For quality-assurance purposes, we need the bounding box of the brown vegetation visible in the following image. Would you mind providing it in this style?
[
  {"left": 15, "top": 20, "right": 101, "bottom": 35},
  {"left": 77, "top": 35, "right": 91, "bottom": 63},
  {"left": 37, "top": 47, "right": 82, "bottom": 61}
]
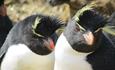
[{"left": 5, "top": 0, "right": 115, "bottom": 22}]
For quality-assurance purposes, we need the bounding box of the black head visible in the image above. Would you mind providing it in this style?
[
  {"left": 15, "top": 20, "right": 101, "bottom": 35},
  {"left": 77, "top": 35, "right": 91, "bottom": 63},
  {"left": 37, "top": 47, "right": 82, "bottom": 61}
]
[
  {"left": 32, "top": 15, "right": 62, "bottom": 37},
  {"left": 78, "top": 10, "right": 106, "bottom": 32},
  {"left": 47, "top": 0, "right": 70, "bottom": 6},
  {"left": 4, "top": 14, "right": 63, "bottom": 55},
  {"left": 64, "top": 9, "right": 106, "bottom": 53}
]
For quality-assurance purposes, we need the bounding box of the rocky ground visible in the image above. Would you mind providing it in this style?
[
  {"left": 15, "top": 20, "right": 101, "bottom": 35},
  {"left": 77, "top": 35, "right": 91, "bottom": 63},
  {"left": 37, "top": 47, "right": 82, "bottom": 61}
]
[
  {"left": 5, "top": 0, "right": 115, "bottom": 23},
  {"left": 5, "top": 0, "right": 70, "bottom": 23}
]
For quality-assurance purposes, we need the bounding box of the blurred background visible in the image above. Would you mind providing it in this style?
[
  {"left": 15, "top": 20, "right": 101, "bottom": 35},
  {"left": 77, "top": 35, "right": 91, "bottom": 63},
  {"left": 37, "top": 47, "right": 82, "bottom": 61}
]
[
  {"left": 5, "top": 0, "right": 70, "bottom": 23},
  {"left": 5, "top": 0, "right": 115, "bottom": 23}
]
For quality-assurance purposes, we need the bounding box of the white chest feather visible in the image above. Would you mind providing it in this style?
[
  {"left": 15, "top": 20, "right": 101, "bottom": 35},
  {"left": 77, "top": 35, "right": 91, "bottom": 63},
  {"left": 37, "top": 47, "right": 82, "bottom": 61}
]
[
  {"left": 1, "top": 44, "right": 54, "bottom": 70},
  {"left": 54, "top": 33, "right": 93, "bottom": 70}
]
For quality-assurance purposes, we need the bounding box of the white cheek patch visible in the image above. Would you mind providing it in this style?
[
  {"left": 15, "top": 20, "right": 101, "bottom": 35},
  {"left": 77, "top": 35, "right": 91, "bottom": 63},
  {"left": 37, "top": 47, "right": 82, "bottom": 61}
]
[
  {"left": 54, "top": 33, "right": 93, "bottom": 70},
  {"left": 1, "top": 44, "right": 54, "bottom": 70}
]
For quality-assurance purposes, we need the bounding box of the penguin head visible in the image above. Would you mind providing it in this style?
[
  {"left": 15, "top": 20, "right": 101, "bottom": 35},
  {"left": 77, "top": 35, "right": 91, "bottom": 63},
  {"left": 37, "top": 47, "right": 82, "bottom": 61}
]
[
  {"left": 78, "top": 10, "right": 106, "bottom": 32},
  {"left": 26, "top": 15, "right": 63, "bottom": 55},
  {"left": 64, "top": 9, "right": 106, "bottom": 53},
  {"left": 7, "top": 14, "right": 63, "bottom": 55},
  {"left": 31, "top": 15, "right": 62, "bottom": 38}
]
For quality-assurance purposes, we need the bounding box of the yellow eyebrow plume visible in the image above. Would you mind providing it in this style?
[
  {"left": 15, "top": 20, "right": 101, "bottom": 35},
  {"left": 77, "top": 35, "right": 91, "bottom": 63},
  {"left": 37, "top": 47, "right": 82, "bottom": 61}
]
[
  {"left": 32, "top": 17, "right": 44, "bottom": 37},
  {"left": 103, "top": 26, "right": 115, "bottom": 36},
  {"left": 73, "top": 2, "right": 97, "bottom": 22}
]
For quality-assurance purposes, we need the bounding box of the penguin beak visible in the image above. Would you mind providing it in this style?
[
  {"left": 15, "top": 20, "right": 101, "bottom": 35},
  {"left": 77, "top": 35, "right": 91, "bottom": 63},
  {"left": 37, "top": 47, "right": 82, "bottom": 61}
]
[
  {"left": 43, "top": 38, "right": 55, "bottom": 51},
  {"left": 83, "top": 31, "right": 94, "bottom": 46},
  {"left": 48, "top": 38, "right": 55, "bottom": 49}
]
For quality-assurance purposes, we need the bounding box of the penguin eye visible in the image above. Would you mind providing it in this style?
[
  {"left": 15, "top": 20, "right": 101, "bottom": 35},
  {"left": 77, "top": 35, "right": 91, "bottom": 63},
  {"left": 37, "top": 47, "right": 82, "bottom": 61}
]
[
  {"left": 75, "top": 27, "right": 80, "bottom": 32},
  {"left": 75, "top": 26, "right": 86, "bottom": 32},
  {"left": 75, "top": 22, "right": 86, "bottom": 32}
]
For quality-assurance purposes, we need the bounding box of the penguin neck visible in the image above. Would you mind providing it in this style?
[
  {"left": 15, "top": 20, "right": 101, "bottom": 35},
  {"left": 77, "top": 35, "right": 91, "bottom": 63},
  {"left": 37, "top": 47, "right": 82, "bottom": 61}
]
[
  {"left": 55, "top": 33, "right": 91, "bottom": 58},
  {"left": 8, "top": 44, "right": 54, "bottom": 57},
  {"left": 55, "top": 33, "right": 93, "bottom": 70}
]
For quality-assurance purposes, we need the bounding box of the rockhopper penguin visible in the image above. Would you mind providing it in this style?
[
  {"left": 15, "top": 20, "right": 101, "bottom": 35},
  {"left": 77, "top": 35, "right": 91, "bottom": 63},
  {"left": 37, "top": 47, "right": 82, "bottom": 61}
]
[
  {"left": 0, "top": 14, "right": 63, "bottom": 70},
  {"left": 54, "top": 5, "right": 115, "bottom": 70}
]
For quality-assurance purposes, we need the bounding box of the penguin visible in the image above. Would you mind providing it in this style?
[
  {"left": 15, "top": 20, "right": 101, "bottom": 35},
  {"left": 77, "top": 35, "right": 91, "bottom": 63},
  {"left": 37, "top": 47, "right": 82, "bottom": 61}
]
[
  {"left": 0, "top": 14, "right": 63, "bottom": 70},
  {"left": 54, "top": 8, "right": 115, "bottom": 70},
  {"left": 0, "top": 0, "right": 13, "bottom": 48}
]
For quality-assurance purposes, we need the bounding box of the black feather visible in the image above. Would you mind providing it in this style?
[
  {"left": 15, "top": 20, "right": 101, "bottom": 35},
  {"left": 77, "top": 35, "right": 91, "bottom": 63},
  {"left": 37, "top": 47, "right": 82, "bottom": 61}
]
[{"left": 0, "top": 14, "right": 63, "bottom": 62}]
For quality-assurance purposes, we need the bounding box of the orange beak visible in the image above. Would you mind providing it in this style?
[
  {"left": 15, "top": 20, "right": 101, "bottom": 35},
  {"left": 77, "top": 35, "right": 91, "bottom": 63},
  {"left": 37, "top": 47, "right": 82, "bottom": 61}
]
[
  {"left": 43, "top": 38, "right": 55, "bottom": 51},
  {"left": 49, "top": 38, "right": 55, "bottom": 49},
  {"left": 83, "top": 31, "right": 94, "bottom": 46}
]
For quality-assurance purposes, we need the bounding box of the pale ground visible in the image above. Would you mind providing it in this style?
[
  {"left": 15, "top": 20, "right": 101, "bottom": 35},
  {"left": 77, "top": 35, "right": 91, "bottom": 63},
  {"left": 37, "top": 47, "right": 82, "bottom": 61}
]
[{"left": 6, "top": 0, "right": 70, "bottom": 23}]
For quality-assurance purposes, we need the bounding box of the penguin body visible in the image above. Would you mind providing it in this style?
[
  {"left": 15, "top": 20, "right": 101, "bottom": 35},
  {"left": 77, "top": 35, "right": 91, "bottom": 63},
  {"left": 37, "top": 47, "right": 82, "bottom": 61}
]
[
  {"left": 87, "top": 34, "right": 115, "bottom": 70},
  {"left": 54, "top": 9, "right": 115, "bottom": 70},
  {"left": 2, "top": 44, "right": 54, "bottom": 70},
  {"left": 0, "top": 14, "right": 63, "bottom": 70},
  {"left": 54, "top": 33, "right": 92, "bottom": 70}
]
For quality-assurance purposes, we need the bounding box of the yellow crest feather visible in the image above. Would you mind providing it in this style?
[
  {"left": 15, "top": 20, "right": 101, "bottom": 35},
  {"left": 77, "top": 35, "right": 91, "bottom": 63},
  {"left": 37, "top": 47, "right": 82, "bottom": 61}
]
[
  {"left": 73, "top": 2, "right": 97, "bottom": 22},
  {"left": 32, "top": 17, "right": 41, "bottom": 30},
  {"left": 102, "top": 26, "right": 115, "bottom": 36},
  {"left": 32, "top": 17, "right": 44, "bottom": 37},
  {"left": 72, "top": 2, "right": 98, "bottom": 31}
]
